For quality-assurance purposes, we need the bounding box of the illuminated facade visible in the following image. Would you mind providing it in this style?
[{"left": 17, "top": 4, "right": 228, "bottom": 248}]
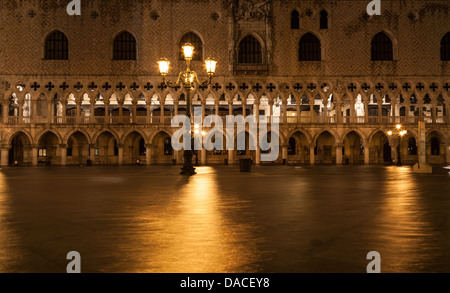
[{"left": 0, "top": 0, "right": 449, "bottom": 166}]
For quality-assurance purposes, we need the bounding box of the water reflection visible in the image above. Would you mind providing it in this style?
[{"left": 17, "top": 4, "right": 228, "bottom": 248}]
[
  {"left": 378, "top": 166, "right": 437, "bottom": 272},
  {"left": 0, "top": 170, "right": 15, "bottom": 272},
  {"left": 138, "top": 167, "right": 259, "bottom": 273}
]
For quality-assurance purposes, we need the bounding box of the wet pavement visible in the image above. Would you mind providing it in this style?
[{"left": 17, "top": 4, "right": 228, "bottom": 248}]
[{"left": 0, "top": 165, "right": 449, "bottom": 273}]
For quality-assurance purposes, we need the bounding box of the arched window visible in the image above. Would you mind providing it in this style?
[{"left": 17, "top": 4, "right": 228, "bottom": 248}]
[
  {"left": 44, "top": 31, "right": 69, "bottom": 60},
  {"left": 288, "top": 138, "right": 296, "bottom": 155},
  {"left": 298, "top": 33, "right": 321, "bottom": 61},
  {"left": 408, "top": 138, "right": 417, "bottom": 155},
  {"left": 431, "top": 137, "right": 440, "bottom": 155},
  {"left": 180, "top": 32, "right": 203, "bottom": 61},
  {"left": 113, "top": 31, "right": 137, "bottom": 60},
  {"left": 291, "top": 10, "right": 299, "bottom": 29},
  {"left": 320, "top": 10, "right": 328, "bottom": 29},
  {"left": 371, "top": 32, "right": 393, "bottom": 61},
  {"left": 441, "top": 32, "right": 450, "bottom": 61},
  {"left": 238, "top": 35, "right": 262, "bottom": 64}
]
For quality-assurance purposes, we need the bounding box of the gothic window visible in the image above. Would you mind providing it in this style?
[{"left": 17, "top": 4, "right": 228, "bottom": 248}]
[
  {"left": 238, "top": 35, "right": 263, "bottom": 64},
  {"left": 291, "top": 10, "right": 299, "bottom": 29},
  {"left": 139, "top": 138, "right": 146, "bottom": 156},
  {"left": 441, "top": 32, "right": 450, "bottom": 61},
  {"left": 298, "top": 33, "right": 321, "bottom": 61},
  {"left": 113, "top": 31, "right": 137, "bottom": 60},
  {"left": 408, "top": 138, "right": 417, "bottom": 156},
  {"left": 288, "top": 138, "right": 296, "bottom": 155},
  {"left": 371, "top": 32, "right": 393, "bottom": 61},
  {"left": 431, "top": 138, "right": 440, "bottom": 155},
  {"left": 164, "top": 137, "right": 173, "bottom": 155},
  {"left": 320, "top": 10, "right": 328, "bottom": 29},
  {"left": 44, "top": 31, "right": 69, "bottom": 60},
  {"left": 180, "top": 32, "right": 203, "bottom": 61}
]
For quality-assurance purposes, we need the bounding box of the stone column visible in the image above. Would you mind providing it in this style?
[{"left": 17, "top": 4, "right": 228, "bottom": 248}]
[
  {"left": 0, "top": 146, "right": 10, "bottom": 166},
  {"left": 90, "top": 102, "right": 95, "bottom": 123},
  {"left": 378, "top": 100, "right": 382, "bottom": 124},
  {"left": 47, "top": 102, "right": 52, "bottom": 123},
  {"left": 309, "top": 99, "right": 315, "bottom": 123},
  {"left": 322, "top": 98, "right": 328, "bottom": 123},
  {"left": 282, "top": 102, "right": 287, "bottom": 124},
  {"left": 228, "top": 149, "right": 233, "bottom": 165},
  {"left": 228, "top": 102, "right": 233, "bottom": 116},
  {"left": 364, "top": 144, "right": 370, "bottom": 164},
  {"left": 104, "top": 101, "right": 110, "bottom": 124},
  {"left": 282, "top": 144, "right": 288, "bottom": 163},
  {"left": 201, "top": 147, "right": 206, "bottom": 165},
  {"left": 146, "top": 102, "right": 151, "bottom": 124},
  {"left": 350, "top": 96, "right": 355, "bottom": 123},
  {"left": 336, "top": 144, "right": 343, "bottom": 165},
  {"left": 118, "top": 101, "right": 124, "bottom": 123},
  {"left": 32, "top": 99, "right": 37, "bottom": 123},
  {"left": 145, "top": 144, "right": 152, "bottom": 166},
  {"left": 364, "top": 101, "right": 369, "bottom": 123},
  {"left": 62, "top": 102, "right": 67, "bottom": 123},
  {"left": 296, "top": 103, "right": 301, "bottom": 123},
  {"left": 76, "top": 100, "right": 81, "bottom": 124},
  {"left": 89, "top": 144, "right": 96, "bottom": 163},
  {"left": 242, "top": 101, "right": 246, "bottom": 118},
  {"left": 2, "top": 102, "right": 8, "bottom": 124},
  {"left": 60, "top": 144, "right": 67, "bottom": 166},
  {"left": 31, "top": 145, "right": 38, "bottom": 166},
  {"left": 161, "top": 103, "right": 165, "bottom": 124},
  {"left": 132, "top": 102, "right": 137, "bottom": 124},
  {"left": 309, "top": 144, "right": 315, "bottom": 165},
  {"left": 201, "top": 102, "right": 205, "bottom": 121},
  {"left": 118, "top": 144, "right": 124, "bottom": 165},
  {"left": 335, "top": 101, "right": 342, "bottom": 123},
  {"left": 418, "top": 101, "right": 424, "bottom": 122},
  {"left": 255, "top": 146, "right": 261, "bottom": 165}
]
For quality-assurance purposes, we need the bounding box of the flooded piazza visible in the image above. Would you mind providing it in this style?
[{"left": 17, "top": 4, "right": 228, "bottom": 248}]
[{"left": 0, "top": 165, "right": 448, "bottom": 273}]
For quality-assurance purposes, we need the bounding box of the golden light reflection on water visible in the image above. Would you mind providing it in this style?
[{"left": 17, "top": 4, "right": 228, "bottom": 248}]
[
  {"left": 379, "top": 166, "right": 436, "bottom": 272},
  {"left": 136, "top": 167, "right": 259, "bottom": 273},
  {"left": 0, "top": 170, "right": 12, "bottom": 272}
]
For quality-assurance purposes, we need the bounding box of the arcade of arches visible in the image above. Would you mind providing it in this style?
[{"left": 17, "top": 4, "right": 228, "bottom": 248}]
[{"left": 1, "top": 126, "right": 448, "bottom": 166}]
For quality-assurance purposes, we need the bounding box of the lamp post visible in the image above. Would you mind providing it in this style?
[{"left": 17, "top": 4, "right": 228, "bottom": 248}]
[
  {"left": 387, "top": 124, "right": 407, "bottom": 166},
  {"left": 158, "top": 44, "right": 217, "bottom": 175}
]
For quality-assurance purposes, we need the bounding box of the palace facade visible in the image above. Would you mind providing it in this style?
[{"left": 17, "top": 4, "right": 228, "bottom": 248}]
[{"left": 0, "top": 0, "right": 449, "bottom": 166}]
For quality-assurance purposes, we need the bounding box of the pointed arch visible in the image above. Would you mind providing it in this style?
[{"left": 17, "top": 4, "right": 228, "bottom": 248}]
[
  {"left": 371, "top": 32, "right": 394, "bottom": 61},
  {"left": 44, "top": 30, "right": 69, "bottom": 60},
  {"left": 298, "top": 33, "right": 321, "bottom": 61},
  {"left": 238, "top": 35, "right": 263, "bottom": 64},
  {"left": 179, "top": 32, "right": 203, "bottom": 61},
  {"left": 320, "top": 10, "right": 329, "bottom": 29},
  {"left": 113, "top": 31, "right": 137, "bottom": 60}
]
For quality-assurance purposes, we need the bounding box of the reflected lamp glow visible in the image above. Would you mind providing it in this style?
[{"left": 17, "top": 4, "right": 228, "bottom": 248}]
[
  {"left": 183, "top": 43, "right": 194, "bottom": 60},
  {"left": 158, "top": 58, "right": 170, "bottom": 75},
  {"left": 205, "top": 57, "right": 217, "bottom": 75}
]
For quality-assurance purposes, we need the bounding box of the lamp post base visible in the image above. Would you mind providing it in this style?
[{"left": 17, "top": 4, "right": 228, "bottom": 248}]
[{"left": 180, "top": 150, "right": 196, "bottom": 175}]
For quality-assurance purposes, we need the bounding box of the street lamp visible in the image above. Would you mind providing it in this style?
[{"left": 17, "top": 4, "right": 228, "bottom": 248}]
[
  {"left": 158, "top": 44, "right": 217, "bottom": 175},
  {"left": 387, "top": 124, "right": 407, "bottom": 166}
]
